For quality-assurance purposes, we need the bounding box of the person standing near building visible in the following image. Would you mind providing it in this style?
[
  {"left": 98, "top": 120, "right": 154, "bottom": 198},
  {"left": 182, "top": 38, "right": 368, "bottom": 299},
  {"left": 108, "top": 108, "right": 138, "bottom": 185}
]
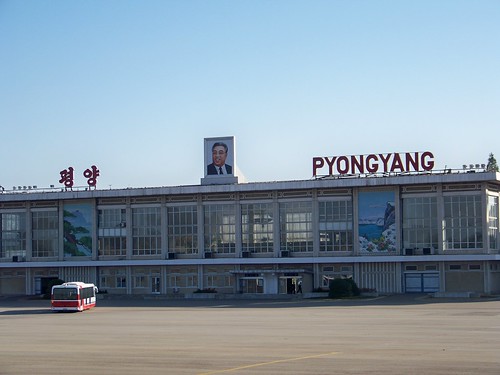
[{"left": 207, "top": 142, "right": 233, "bottom": 175}]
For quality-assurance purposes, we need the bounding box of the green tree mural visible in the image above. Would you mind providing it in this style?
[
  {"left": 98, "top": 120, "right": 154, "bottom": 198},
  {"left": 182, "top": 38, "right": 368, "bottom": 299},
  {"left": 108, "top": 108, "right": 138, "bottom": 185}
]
[{"left": 63, "top": 207, "right": 93, "bottom": 256}]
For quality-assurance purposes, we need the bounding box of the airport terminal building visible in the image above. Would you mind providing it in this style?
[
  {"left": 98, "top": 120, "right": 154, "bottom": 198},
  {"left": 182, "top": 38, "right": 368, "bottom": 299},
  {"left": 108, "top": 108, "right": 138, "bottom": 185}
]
[{"left": 1, "top": 141, "right": 499, "bottom": 296}]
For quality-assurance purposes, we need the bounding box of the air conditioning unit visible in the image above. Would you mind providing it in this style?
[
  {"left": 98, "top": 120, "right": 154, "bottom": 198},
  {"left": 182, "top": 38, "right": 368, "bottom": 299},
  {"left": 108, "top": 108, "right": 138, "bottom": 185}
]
[
  {"left": 204, "top": 252, "right": 213, "bottom": 259},
  {"left": 422, "top": 248, "right": 431, "bottom": 255},
  {"left": 167, "top": 252, "right": 177, "bottom": 260},
  {"left": 281, "top": 250, "right": 290, "bottom": 257},
  {"left": 405, "top": 248, "right": 414, "bottom": 256},
  {"left": 242, "top": 251, "right": 250, "bottom": 258}
]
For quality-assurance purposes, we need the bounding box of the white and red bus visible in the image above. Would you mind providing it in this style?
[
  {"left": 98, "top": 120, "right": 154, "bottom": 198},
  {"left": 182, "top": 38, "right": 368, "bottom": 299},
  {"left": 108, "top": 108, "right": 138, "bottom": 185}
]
[{"left": 51, "top": 282, "right": 98, "bottom": 312}]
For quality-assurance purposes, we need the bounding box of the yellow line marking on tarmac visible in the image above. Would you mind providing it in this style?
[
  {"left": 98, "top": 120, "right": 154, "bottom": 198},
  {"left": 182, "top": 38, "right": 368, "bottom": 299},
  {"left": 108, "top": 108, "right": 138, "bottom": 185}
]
[{"left": 198, "top": 351, "right": 339, "bottom": 374}]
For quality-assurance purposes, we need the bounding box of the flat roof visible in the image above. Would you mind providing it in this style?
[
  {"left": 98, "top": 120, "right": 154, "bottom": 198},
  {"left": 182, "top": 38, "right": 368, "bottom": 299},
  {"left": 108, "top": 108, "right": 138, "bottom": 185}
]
[{"left": 1, "top": 171, "right": 499, "bottom": 203}]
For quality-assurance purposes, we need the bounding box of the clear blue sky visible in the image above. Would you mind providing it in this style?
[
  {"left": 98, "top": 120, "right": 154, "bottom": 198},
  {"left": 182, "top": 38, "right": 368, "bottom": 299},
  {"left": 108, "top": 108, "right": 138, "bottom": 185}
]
[{"left": 1, "top": 1, "right": 499, "bottom": 189}]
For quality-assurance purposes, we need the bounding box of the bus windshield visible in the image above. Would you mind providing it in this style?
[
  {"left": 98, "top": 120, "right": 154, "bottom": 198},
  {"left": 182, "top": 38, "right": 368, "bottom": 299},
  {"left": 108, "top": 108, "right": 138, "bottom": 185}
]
[{"left": 53, "top": 288, "right": 79, "bottom": 300}]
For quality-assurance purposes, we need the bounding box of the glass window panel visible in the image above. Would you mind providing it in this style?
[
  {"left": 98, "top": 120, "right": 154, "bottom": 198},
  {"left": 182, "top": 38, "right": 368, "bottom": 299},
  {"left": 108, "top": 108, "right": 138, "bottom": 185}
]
[
  {"left": 318, "top": 200, "right": 353, "bottom": 252},
  {"left": 98, "top": 208, "right": 127, "bottom": 256},
  {"left": 1, "top": 212, "right": 27, "bottom": 259},
  {"left": 32, "top": 210, "right": 58, "bottom": 258},
  {"left": 279, "top": 201, "right": 313, "bottom": 253},
  {"left": 168, "top": 205, "right": 198, "bottom": 255},
  {"left": 402, "top": 197, "right": 438, "bottom": 251},
  {"left": 132, "top": 207, "right": 161, "bottom": 256},
  {"left": 241, "top": 203, "right": 274, "bottom": 253},
  {"left": 443, "top": 195, "right": 483, "bottom": 250},
  {"left": 204, "top": 204, "right": 236, "bottom": 254}
]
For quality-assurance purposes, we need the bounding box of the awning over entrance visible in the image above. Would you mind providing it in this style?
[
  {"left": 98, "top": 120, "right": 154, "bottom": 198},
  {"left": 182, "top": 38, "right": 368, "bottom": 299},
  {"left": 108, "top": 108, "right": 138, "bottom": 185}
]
[{"left": 230, "top": 269, "right": 313, "bottom": 275}]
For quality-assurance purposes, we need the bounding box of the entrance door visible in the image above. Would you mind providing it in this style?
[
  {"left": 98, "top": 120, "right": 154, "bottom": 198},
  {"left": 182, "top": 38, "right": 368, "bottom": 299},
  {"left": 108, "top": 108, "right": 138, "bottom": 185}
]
[
  {"left": 279, "top": 277, "right": 301, "bottom": 294},
  {"left": 35, "top": 277, "right": 58, "bottom": 296},
  {"left": 35, "top": 277, "right": 42, "bottom": 295},
  {"left": 405, "top": 273, "right": 439, "bottom": 293},
  {"left": 240, "top": 278, "right": 263, "bottom": 293},
  {"left": 151, "top": 276, "right": 160, "bottom": 294},
  {"left": 422, "top": 273, "right": 439, "bottom": 292}
]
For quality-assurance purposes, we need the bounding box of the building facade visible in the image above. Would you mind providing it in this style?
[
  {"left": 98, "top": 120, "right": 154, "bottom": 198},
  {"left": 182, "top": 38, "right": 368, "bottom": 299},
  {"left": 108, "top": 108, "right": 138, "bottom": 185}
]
[{"left": 1, "top": 170, "right": 499, "bottom": 296}]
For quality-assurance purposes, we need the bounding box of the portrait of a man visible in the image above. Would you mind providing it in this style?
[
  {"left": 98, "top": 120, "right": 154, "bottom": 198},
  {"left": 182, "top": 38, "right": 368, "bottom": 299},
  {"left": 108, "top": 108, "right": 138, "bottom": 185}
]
[{"left": 207, "top": 141, "right": 233, "bottom": 175}]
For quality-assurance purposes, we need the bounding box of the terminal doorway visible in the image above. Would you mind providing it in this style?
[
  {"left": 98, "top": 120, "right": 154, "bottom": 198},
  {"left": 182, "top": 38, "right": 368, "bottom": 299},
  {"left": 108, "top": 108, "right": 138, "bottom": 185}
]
[
  {"left": 405, "top": 273, "right": 439, "bottom": 293},
  {"left": 34, "top": 276, "right": 59, "bottom": 296},
  {"left": 240, "top": 277, "right": 264, "bottom": 293},
  {"left": 151, "top": 276, "right": 160, "bottom": 294},
  {"left": 279, "top": 276, "right": 302, "bottom": 294}
]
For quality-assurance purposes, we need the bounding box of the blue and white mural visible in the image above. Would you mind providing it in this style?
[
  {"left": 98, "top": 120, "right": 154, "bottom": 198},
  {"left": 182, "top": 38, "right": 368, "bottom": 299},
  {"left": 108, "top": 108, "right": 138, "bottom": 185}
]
[{"left": 358, "top": 191, "right": 396, "bottom": 253}]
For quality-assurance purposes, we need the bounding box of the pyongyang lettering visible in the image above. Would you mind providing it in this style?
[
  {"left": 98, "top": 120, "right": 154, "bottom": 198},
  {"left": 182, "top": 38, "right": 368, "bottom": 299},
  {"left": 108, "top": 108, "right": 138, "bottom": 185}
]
[{"left": 313, "top": 151, "right": 435, "bottom": 176}]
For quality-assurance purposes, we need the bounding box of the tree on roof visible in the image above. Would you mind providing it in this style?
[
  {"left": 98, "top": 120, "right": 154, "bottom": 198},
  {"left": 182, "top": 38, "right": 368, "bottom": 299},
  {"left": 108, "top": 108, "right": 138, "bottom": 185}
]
[{"left": 487, "top": 153, "right": 499, "bottom": 172}]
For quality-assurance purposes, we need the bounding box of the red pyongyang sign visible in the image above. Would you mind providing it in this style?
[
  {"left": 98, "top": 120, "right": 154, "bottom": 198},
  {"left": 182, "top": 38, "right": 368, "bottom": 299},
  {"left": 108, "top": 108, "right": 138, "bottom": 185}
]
[{"left": 313, "top": 151, "right": 435, "bottom": 177}]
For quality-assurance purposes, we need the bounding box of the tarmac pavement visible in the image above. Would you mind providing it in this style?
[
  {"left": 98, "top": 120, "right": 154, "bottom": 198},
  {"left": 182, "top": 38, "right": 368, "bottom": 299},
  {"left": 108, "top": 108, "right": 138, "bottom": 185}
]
[{"left": 0, "top": 294, "right": 499, "bottom": 374}]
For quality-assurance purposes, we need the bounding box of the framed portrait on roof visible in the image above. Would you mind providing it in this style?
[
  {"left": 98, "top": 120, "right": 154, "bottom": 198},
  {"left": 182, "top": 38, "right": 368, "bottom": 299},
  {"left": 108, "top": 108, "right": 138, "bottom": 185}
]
[{"left": 204, "top": 136, "right": 235, "bottom": 177}]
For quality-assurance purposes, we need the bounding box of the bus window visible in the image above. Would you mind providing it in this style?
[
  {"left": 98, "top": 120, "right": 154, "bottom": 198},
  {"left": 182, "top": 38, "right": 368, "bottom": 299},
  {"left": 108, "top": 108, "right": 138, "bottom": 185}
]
[{"left": 53, "top": 288, "right": 78, "bottom": 300}]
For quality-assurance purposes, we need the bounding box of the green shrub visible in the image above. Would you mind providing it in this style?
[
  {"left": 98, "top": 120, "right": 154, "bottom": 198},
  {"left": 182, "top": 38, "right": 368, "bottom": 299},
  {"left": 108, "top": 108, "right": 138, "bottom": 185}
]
[{"left": 328, "top": 278, "right": 360, "bottom": 298}]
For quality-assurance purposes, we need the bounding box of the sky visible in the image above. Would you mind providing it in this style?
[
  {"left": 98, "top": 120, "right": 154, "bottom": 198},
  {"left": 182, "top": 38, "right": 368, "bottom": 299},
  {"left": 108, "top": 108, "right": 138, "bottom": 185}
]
[{"left": 1, "top": 1, "right": 499, "bottom": 190}]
